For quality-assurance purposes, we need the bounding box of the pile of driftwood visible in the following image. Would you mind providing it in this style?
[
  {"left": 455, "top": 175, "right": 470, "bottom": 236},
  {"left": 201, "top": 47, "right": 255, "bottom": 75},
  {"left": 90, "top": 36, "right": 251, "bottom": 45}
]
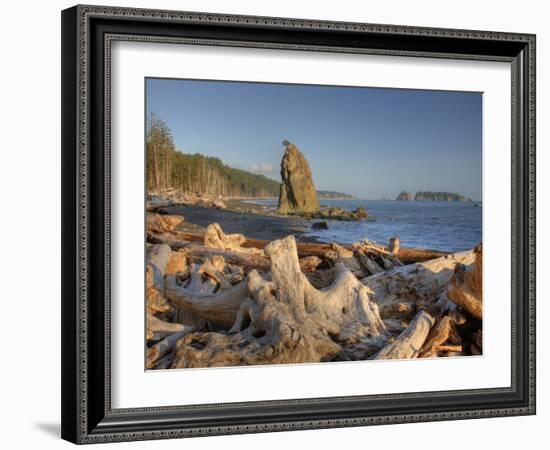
[
  {"left": 146, "top": 213, "right": 483, "bottom": 369},
  {"left": 148, "top": 191, "right": 227, "bottom": 212}
]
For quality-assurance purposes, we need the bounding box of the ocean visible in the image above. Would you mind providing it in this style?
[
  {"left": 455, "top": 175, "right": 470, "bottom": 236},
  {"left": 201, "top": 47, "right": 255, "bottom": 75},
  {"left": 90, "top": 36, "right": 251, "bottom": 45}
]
[{"left": 247, "top": 199, "right": 482, "bottom": 253}]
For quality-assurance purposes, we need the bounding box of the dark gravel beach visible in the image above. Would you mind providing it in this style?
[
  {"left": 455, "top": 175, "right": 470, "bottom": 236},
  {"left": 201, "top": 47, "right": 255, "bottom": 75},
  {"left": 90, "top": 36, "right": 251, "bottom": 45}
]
[{"left": 164, "top": 201, "right": 317, "bottom": 242}]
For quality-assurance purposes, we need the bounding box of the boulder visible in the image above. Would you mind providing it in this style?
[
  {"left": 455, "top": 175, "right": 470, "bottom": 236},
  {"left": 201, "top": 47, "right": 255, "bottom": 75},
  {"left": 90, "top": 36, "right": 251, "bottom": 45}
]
[
  {"left": 311, "top": 221, "right": 329, "bottom": 230},
  {"left": 277, "top": 141, "right": 319, "bottom": 214},
  {"left": 317, "top": 206, "right": 368, "bottom": 221},
  {"left": 351, "top": 207, "right": 368, "bottom": 220}
]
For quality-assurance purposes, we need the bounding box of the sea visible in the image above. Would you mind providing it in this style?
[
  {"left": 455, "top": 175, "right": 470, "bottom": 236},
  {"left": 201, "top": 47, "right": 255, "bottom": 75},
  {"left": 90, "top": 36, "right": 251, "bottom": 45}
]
[{"left": 246, "top": 199, "right": 482, "bottom": 253}]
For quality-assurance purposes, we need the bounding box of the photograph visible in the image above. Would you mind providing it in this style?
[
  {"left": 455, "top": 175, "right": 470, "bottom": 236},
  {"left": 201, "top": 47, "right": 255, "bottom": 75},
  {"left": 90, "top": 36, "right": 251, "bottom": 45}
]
[
  {"left": 144, "top": 78, "right": 483, "bottom": 370},
  {"left": 56, "top": 3, "right": 538, "bottom": 444}
]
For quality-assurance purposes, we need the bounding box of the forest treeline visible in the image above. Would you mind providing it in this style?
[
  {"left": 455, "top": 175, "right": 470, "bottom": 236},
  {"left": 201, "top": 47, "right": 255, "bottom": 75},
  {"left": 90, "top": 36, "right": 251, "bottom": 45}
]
[{"left": 147, "top": 114, "right": 280, "bottom": 197}]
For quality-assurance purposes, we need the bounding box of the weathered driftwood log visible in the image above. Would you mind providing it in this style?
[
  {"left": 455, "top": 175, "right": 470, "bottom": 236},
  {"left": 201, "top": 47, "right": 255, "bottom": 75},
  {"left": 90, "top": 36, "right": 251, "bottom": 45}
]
[
  {"left": 146, "top": 274, "right": 174, "bottom": 318},
  {"left": 397, "top": 248, "right": 449, "bottom": 264},
  {"left": 418, "top": 315, "right": 451, "bottom": 358},
  {"left": 146, "top": 199, "right": 172, "bottom": 212},
  {"left": 146, "top": 213, "right": 183, "bottom": 233},
  {"left": 447, "top": 243, "right": 483, "bottom": 319},
  {"left": 146, "top": 245, "right": 175, "bottom": 319},
  {"left": 433, "top": 344, "right": 462, "bottom": 353},
  {"left": 204, "top": 223, "right": 264, "bottom": 255},
  {"left": 147, "top": 244, "right": 172, "bottom": 291},
  {"left": 184, "top": 245, "right": 270, "bottom": 273},
  {"left": 168, "top": 230, "right": 449, "bottom": 263},
  {"left": 362, "top": 250, "right": 476, "bottom": 324},
  {"left": 325, "top": 243, "right": 365, "bottom": 277},
  {"left": 147, "top": 231, "right": 191, "bottom": 250},
  {"left": 170, "top": 236, "right": 387, "bottom": 368},
  {"left": 165, "top": 275, "right": 249, "bottom": 328},
  {"left": 372, "top": 310, "right": 435, "bottom": 360},
  {"left": 146, "top": 313, "right": 186, "bottom": 342},
  {"left": 352, "top": 245, "right": 384, "bottom": 275},
  {"left": 147, "top": 329, "right": 193, "bottom": 369}
]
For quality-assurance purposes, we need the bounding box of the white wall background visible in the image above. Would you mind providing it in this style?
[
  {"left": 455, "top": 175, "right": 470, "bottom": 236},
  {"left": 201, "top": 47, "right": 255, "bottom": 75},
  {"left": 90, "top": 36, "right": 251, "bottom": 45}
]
[{"left": 0, "top": 0, "right": 545, "bottom": 448}]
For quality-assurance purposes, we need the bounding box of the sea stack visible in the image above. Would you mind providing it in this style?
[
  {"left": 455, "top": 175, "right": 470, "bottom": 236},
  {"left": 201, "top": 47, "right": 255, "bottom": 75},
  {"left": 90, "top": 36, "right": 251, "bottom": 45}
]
[
  {"left": 277, "top": 141, "right": 319, "bottom": 214},
  {"left": 396, "top": 191, "right": 413, "bottom": 201}
]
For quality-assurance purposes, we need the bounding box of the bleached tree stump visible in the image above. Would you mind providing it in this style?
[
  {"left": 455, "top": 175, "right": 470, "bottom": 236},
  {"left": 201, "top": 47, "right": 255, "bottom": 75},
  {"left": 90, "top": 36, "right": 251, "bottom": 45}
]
[{"left": 170, "top": 236, "right": 388, "bottom": 368}]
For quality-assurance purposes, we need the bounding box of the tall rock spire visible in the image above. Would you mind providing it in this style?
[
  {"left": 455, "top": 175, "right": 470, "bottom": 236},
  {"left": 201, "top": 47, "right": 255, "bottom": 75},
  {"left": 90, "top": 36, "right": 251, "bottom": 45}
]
[{"left": 277, "top": 141, "right": 319, "bottom": 214}]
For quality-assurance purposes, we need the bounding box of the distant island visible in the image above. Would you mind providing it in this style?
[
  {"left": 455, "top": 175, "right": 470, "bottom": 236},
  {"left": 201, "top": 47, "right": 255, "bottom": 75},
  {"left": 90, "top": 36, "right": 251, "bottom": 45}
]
[
  {"left": 396, "top": 191, "right": 413, "bottom": 201},
  {"left": 317, "top": 190, "right": 355, "bottom": 200},
  {"left": 415, "top": 191, "right": 472, "bottom": 202},
  {"left": 395, "top": 191, "right": 472, "bottom": 202}
]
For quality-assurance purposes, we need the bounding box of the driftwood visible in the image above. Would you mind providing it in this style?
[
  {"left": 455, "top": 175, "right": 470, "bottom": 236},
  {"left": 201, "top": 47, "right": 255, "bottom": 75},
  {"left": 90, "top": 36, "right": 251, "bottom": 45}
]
[
  {"left": 147, "top": 313, "right": 186, "bottom": 342},
  {"left": 299, "top": 255, "right": 322, "bottom": 273},
  {"left": 372, "top": 310, "right": 435, "bottom": 360},
  {"left": 362, "top": 250, "right": 476, "bottom": 324},
  {"left": 388, "top": 236, "right": 400, "bottom": 255},
  {"left": 164, "top": 230, "right": 449, "bottom": 263},
  {"left": 325, "top": 243, "right": 364, "bottom": 277},
  {"left": 146, "top": 213, "right": 183, "bottom": 233},
  {"left": 184, "top": 245, "right": 270, "bottom": 273},
  {"left": 147, "top": 231, "right": 190, "bottom": 250},
  {"left": 146, "top": 329, "right": 192, "bottom": 369},
  {"left": 143, "top": 211, "right": 482, "bottom": 367},
  {"left": 170, "top": 236, "right": 388, "bottom": 368},
  {"left": 434, "top": 345, "right": 462, "bottom": 353},
  {"left": 146, "top": 199, "right": 172, "bottom": 212},
  {"left": 147, "top": 244, "right": 172, "bottom": 291},
  {"left": 165, "top": 250, "right": 187, "bottom": 275},
  {"left": 447, "top": 243, "right": 483, "bottom": 318},
  {"left": 146, "top": 244, "right": 179, "bottom": 319},
  {"left": 204, "top": 223, "right": 263, "bottom": 255},
  {"left": 418, "top": 315, "right": 451, "bottom": 358},
  {"left": 166, "top": 275, "right": 249, "bottom": 328}
]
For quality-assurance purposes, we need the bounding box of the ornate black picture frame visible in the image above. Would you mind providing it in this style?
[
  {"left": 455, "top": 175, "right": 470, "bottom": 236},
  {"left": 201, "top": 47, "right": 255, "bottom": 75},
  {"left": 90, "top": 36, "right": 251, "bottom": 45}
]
[{"left": 61, "top": 4, "right": 536, "bottom": 444}]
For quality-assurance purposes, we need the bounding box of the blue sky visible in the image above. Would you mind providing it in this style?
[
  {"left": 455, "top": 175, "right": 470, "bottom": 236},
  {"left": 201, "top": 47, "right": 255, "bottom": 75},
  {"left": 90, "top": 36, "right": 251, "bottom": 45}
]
[{"left": 146, "top": 78, "right": 482, "bottom": 200}]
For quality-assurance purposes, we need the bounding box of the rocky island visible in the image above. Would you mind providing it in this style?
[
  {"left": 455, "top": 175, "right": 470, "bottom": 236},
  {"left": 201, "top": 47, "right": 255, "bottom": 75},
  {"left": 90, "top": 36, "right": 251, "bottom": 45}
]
[
  {"left": 415, "top": 191, "right": 472, "bottom": 202},
  {"left": 396, "top": 191, "right": 413, "bottom": 201}
]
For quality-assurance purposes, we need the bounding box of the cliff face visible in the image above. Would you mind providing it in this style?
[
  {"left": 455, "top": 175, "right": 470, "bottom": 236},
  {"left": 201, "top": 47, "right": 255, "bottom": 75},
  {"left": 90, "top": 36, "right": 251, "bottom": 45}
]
[
  {"left": 414, "top": 191, "right": 471, "bottom": 202},
  {"left": 277, "top": 142, "right": 319, "bottom": 214},
  {"left": 396, "top": 191, "right": 413, "bottom": 201}
]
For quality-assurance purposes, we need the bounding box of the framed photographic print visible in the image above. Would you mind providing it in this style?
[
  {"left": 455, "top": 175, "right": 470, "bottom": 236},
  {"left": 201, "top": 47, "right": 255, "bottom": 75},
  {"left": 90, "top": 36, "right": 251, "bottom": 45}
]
[{"left": 61, "top": 5, "right": 536, "bottom": 444}]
